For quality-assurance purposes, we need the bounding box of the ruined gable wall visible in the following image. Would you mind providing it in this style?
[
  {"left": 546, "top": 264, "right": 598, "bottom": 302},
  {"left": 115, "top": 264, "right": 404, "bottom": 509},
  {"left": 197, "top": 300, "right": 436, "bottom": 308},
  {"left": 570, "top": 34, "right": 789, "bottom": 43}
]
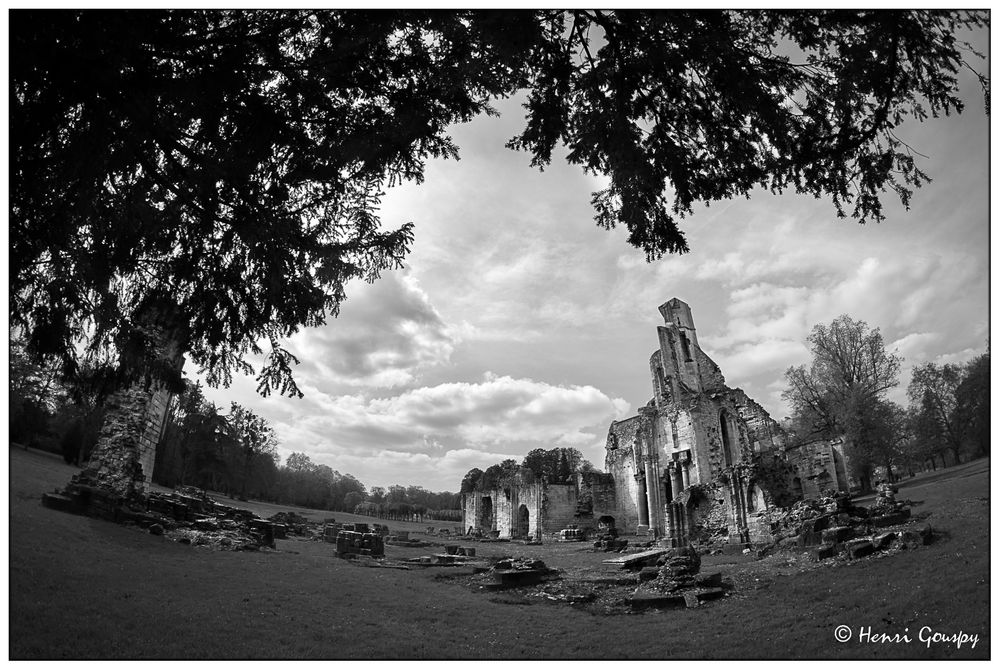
[{"left": 693, "top": 347, "right": 726, "bottom": 391}]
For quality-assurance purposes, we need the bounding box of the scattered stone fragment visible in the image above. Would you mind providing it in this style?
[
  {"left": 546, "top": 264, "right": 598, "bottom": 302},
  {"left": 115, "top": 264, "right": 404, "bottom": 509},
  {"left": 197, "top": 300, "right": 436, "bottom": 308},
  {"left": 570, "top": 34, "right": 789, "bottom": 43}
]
[
  {"left": 695, "top": 572, "right": 722, "bottom": 587},
  {"left": 810, "top": 544, "right": 838, "bottom": 561},
  {"left": 845, "top": 539, "right": 874, "bottom": 559}
]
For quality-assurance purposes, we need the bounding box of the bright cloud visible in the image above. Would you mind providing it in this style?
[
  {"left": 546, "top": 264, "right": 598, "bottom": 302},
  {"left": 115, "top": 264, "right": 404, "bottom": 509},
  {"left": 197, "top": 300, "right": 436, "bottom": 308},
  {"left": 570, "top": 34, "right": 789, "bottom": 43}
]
[
  {"left": 287, "top": 269, "right": 456, "bottom": 388},
  {"left": 252, "top": 374, "right": 630, "bottom": 489}
]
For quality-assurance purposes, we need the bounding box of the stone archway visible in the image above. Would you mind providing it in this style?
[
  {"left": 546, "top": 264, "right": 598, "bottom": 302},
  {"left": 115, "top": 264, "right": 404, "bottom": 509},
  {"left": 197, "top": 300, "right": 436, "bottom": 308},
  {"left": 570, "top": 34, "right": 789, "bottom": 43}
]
[
  {"left": 791, "top": 477, "right": 804, "bottom": 500},
  {"left": 480, "top": 496, "right": 493, "bottom": 530},
  {"left": 747, "top": 483, "right": 766, "bottom": 512},
  {"left": 516, "top": 504, "right": 530, "bottom": 538}
]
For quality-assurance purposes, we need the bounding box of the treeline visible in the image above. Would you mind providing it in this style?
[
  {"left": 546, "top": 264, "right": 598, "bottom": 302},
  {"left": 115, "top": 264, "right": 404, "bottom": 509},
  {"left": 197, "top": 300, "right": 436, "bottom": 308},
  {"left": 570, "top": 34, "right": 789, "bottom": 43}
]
[
  {"left": 783, "top": 316, "right": 989, "bottom": 492},
  {"left": 352, "top": 485, "right": 463, "bottom": 522},
  {"left": 461, "top": 447, "right": 598, "bottom": 493},
  {"left": 9, "top": 342, "right": 461, "bottom": 515},
  {"left": 156, "top": 383, "right": 464, "bottom": 515},
  {"left": 10, "top": 341, "right": 104, "bottom": 464}
]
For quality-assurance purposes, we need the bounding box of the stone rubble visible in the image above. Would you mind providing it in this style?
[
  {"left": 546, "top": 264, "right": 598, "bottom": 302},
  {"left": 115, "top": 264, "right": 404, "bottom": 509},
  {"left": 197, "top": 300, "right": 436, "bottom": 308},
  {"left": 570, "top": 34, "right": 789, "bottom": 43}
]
[
  {"left": 41, "top": 473, "right": 280, "bottom": 550},
  {"left": 727, "top": 486, "right": 932, "bottom": 563},
  {"left": 629, "top": 544, "right": 730, "bottom": 609}
]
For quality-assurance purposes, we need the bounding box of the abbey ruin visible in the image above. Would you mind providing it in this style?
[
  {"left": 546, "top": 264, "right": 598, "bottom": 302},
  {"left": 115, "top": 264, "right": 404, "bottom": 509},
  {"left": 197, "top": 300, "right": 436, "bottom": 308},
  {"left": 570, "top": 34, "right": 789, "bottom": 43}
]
[{"left": 463, "top": 298, "right": 852, "bottom": 546}]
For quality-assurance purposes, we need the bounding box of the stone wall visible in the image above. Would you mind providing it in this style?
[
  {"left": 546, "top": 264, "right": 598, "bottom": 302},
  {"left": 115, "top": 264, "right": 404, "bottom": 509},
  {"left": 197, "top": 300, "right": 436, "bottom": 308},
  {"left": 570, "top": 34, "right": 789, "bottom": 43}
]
[
  {"left": 462, "top": 475, "right": 545, "bottom": 539},
  {"left": 540, "top": 484, "right": 577, "bottom": 536},
  {"left": 137, "top": 386, "right": 172, "bottom": 484},
  {"left": 784, "top": 438, "right": 853, "bottom": 497}
]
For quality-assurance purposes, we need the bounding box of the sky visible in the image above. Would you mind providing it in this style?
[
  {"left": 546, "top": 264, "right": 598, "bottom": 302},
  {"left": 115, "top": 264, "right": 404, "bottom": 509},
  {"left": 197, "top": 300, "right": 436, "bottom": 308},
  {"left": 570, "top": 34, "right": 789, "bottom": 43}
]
[{"left": 202, "top": 28, "right": 990, "bottom": 493}]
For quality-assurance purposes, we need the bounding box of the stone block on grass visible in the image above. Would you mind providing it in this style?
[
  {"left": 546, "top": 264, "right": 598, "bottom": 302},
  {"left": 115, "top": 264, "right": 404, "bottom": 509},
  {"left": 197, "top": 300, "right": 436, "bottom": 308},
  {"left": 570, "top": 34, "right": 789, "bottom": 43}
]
[
  {"left": 638, "top": 566, "right": 660, "bottom": 582},
  {"left": 873, "top": 532, "right": 896, "bottom": 551},
  {"left": 845, "top": 539, "right": 874, "bottom": 559},
  {"left": 811, "top": 544, "right": 838, "bottom": 561},
  {"left": 694, "top": 572, "right": 723, "bottom": 588},
  {"left": 822, "top": 526, "right": 853, "bottom": 544}
]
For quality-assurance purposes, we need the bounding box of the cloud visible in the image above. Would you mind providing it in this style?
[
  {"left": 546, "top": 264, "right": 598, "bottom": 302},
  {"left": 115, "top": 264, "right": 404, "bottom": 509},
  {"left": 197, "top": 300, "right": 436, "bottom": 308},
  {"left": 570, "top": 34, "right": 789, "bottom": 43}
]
[
  {"left": 288, "top": 270, "right": 455, "bottom": 388},
  {"left": 254, "top": 374, "right": 630, "bottom": 489}
]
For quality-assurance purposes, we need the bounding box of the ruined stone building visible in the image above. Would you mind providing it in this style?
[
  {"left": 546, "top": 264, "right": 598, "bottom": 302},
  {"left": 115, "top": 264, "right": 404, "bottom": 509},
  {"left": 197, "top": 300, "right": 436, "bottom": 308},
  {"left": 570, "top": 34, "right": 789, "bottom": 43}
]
[
  {"left": 602, "top": 298, "right": 787, "bottom": 545},
  {"left": 462, "top": 298, "right": 852, "bottom": 544},
  {"left": 462, "top": 468, "right": 618, "bottom": 541}
]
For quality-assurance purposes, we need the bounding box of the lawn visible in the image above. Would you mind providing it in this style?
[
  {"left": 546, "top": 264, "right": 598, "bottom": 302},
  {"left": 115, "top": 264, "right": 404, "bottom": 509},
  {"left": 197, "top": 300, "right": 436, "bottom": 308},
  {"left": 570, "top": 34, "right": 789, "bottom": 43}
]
[{"left": 9, "top": 447, "right": 990, "bottom": 659}]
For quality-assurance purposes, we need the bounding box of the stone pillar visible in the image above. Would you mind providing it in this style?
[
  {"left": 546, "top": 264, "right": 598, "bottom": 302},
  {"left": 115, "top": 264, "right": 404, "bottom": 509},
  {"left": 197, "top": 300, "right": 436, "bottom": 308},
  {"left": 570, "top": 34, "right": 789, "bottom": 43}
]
[
  {"left": 681, "top": 458, "right": 691, "bottom": 489},
  {"left": 644, "top": 458, "right": 658, "bottom": 534},
  {"left": 671, "top": 462, "right": 685, "bottom": 497},
  {"left": 637, "top": 475, "right": 649, "bottom": 528},
  {"left": 664, "top": 500, "right": 676, "bottom": 545},
  {"left": 729, "top": 473, "right": 743, "bottom": 540}
]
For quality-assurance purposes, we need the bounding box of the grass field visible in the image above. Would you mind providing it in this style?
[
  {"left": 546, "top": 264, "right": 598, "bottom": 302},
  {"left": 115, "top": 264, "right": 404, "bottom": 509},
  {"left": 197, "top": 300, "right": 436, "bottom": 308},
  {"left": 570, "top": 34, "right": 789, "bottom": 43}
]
[{"left": 9, "top": 447, "right": 990, "bottom": 659}]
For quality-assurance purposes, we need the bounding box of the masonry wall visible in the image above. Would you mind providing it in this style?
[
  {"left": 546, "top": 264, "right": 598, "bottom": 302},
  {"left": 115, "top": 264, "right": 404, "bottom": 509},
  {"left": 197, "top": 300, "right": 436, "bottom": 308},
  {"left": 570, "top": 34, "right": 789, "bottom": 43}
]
[
  {"left": 784, "top": 439, "right": 854, "bottom": 498},
  {"left": 137, "top": 387, "right": 172, "bottom": 484},
  {"left": 604, "top": 441, "right": 641, "bottom": 534},
  {"left": 462, "top": 478, "right": 546, "bottom": 539},
  {"left": 540, "top": 484, "right": 578, "bottom": 537}
]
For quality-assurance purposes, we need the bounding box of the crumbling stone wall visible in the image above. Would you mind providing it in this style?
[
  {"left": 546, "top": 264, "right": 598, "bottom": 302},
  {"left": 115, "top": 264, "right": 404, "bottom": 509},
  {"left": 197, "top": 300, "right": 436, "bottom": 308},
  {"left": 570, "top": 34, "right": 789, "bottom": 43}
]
[
  {"left": 783, "top": 438, "right": 853, "bottom": 497},
  {"left": 84, "top": 301, "right": 185, "bottom": 500},
  {"left": 87, "top": 382, "right": 174, "bottom": 498},
  {"left": 137, "top": 386, "right": 172, "bottom": 484},
  {"left": 462, "top": 471, "right": 545, "bottom": 539}
]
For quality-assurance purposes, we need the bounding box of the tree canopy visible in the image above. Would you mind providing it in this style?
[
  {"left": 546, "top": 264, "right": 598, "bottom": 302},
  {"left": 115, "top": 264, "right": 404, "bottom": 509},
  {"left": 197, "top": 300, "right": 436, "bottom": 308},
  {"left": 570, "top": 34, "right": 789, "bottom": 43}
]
[
  {"left": 11, "top": 10, "right": 989, "bottom": 396},
  {"left": 906, "top": 350, "right": 990, "bottom": 465},
  {"left": 783, "top": 315, "right": 902, "bottom": 490}
]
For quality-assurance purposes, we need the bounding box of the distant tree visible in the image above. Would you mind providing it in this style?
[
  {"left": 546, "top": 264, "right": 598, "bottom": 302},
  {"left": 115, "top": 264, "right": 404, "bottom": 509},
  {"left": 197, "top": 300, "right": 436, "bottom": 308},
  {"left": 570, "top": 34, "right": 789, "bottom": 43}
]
[
  {"left": 521, "top": 447, "right": 587, "bottom": 481},
  {"left": 386, "top": 485, "right": 408, "bottom": 505},
  {"left": 460, "top": 469, "right": 484, "bottom": 494},
  {"left": 331, "top": 473, "right": 367, "bottom": 511},
  {"left": 842, "top": 398, "right": 909, "bottom": 485},
  {"left": 343, "top": 491, "right": 364, "bottom": 511},
  {"left": 906, "top": 362, "right": 965, "bottom": 465},
  {"left": 227, "top": 403, "right": 279, "bottom": 498},
  {"left": 783, "top": 315, "right": 902, "bottom": 492},
  {"left": 9, "top": 339, "right": 62, "bottom": 447},
  {"left": 368, "top": 486, "right": 387, "bottom": 505},
  {"left": 556, "top": 450, "right": 572, "bottom": 482},
  {"left": 285, "top": 452, "right": 315, "bottom": 473},
  {"left": 521, "top": 449, "right": 551, "bottom": 479},
  {"left": 953, "top": 350, "right": 990, "bottom": 458}
]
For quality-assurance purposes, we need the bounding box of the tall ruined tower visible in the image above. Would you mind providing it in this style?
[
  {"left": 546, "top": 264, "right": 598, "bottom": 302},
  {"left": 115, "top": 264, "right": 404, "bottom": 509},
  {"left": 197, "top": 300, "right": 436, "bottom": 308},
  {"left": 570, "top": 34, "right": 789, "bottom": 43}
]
[
  {"left": 658, "top": 297, "right": 699, "bottom": 348},
  {"left": 651, "top": 297, "right": 720, "bottom": 401}
]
